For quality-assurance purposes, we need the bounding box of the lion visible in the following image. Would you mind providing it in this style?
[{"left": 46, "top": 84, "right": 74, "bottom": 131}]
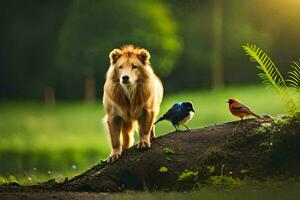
[{"left": 103, "top": 44, "right": 163, "bottom": 163}]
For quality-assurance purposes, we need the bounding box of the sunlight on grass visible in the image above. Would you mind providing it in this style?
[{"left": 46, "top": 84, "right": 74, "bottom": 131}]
[
  {"left": 108, "top": 184, "right": 300, "bottom": 200},
  {"left": 0, "top": 85, "right": 286, "bottom": 181},
  {"left": 156, "top": 85, "right": 285, "bottom": 134}
]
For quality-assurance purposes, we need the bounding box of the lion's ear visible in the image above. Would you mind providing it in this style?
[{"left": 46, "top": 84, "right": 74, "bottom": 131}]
[
  {"left": 137, "top": 48, "right": 150, "bottom": 64},
  {"left": 109, "top": 49, "right": 123, "bottom": 64}
]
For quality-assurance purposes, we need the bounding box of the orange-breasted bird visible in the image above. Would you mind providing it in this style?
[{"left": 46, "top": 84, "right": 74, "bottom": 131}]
[{"left": 226, "top": 98, "right": 260, "bottom": 120}]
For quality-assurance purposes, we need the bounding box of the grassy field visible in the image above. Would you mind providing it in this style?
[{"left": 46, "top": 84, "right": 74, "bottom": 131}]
[
  {"left": 2, "top": 183, "right": 300, "bottom": 200},
  {"left": 0, "top": 85, "right": 287, "bottom": 184},
  {"left": 87, "top": 183, "right": 300, "bottom": 200}
]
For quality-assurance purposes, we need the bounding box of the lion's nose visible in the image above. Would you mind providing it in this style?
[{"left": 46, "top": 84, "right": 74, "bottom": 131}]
[{"left": 122, "top": 75, "right": 130, "bottom": 82}]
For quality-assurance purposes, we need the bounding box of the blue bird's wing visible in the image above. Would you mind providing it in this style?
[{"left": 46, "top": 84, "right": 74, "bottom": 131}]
[{"left": 162, "top": 103, "right": 182, "bottom": 120}]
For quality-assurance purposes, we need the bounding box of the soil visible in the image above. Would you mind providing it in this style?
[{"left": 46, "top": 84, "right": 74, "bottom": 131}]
[
  {"left": 0, "top": 192, "right": 110, "bottom": 200},
  {"left": 1, "top": 116, "right": 300, "bottom": 199}
]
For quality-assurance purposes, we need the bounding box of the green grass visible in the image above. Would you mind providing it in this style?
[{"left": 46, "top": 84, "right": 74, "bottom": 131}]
[
  {"left": 0, "top": 85, "right": 286, "bottom": 183},
  {"left": 99, "top": 185, "right": 300, "bottom": 200},
  {"left": 158, "top": 85, "right": 285, "bottom": 132},
  {"left": 101, "top": 182, "right": 300, "bottom": 200}
]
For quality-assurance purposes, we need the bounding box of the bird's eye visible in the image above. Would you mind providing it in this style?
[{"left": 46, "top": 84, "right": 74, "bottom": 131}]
[
  {"left": 132, "top": 64, "right": 138, "bottom": 69},
  {"left": 119, "top": 66, "right": 123, "bottom": 69}
]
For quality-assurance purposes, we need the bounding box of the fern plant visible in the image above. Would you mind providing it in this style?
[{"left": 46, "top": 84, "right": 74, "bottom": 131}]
[
  {"left": 242, "top": 44, "right": 298, "bottom": 115},
  {"left": 287, "top": 59, "right": 300, "bottom": 103},
  {"left": 288, "top": 59, "right": 300, "bottom": 88}
]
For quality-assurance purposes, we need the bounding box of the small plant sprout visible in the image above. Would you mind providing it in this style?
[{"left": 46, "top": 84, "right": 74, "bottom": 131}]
[
  {"left": 177, "top": 170, "right": 199, "bottom": 182},
  {"left": 220, "top": 164, "right": 225, "bottom": 176},
  {"left": 163, "top": 147, "right": 175, "bottom": 154},
  {"left": 166, "top": 157, "right": 173, "bottom": 161},
  {"left": 207, "top": 166, "right": 215, "bottom": 173},
  {"left": 159, "top": 166, "right": 168, "bottom": 174}
]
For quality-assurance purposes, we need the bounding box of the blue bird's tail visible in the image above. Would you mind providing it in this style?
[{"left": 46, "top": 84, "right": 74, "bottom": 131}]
[{"left": 154, "top": 117, "right": 164, "bottom": 125}]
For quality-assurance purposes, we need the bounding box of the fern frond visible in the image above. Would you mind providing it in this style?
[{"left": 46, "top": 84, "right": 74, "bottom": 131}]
[
  {"left": 287, "top": 59, "right": 300, "bottom": 106},
  {"left": 242, "top": 44, "right": 286, "bottom": 89},
  {"left": 287, "top": 59, "right": 300, "bottom": 88},
  {"left": 242, "top": 44, "right": 298, "bottom": 115}
]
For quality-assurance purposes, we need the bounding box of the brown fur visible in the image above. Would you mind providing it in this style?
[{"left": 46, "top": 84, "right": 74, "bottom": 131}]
[{"left": 103, "top": 44, "right": 163, "bottom": 162}]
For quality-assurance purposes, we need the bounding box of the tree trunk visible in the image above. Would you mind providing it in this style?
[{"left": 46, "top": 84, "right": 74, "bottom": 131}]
[
  {"left": 84, "top": 75, "right": 96, "bottom": 103},
  {"left": 44, "top": 86, "right": 55, "bottom": 106},
  {"left": 212, "top": 0, "right": 224, "bottom": 89}
]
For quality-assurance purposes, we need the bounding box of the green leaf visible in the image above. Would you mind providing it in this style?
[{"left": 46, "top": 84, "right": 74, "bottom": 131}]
[
  {"left": 242, "top": 44, "right": 297, "bottom": 115},
  {"left": 159, "top": 166, "right": 168, "bottom": 173},
  {"left": 287, "top": 59, "right": 300, "bottom": 106},
  {"left": 287, "top": 59, "right": 300, "bottom": 88}
]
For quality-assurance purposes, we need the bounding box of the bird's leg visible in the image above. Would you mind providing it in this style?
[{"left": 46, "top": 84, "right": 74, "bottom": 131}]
[
  {"left": 172, "top": 123, "right": 179, "bottom": 131},
  {"left": 182, "top": 124, "right": 191, "bottom": 132},
  {"left": 171, "top": 122, "right": 180, "bottom": 131},
  {"left": 240, "top": 117, "right": 247, "bottom": 125}
]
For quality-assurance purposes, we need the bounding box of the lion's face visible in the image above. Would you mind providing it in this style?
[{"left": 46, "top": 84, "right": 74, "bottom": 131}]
[
  {"left": 109, "top": 45, "right": 151, "bottom": 86},
  {"left": 115, "top": 56, "right": 141, "bottom": 85}
]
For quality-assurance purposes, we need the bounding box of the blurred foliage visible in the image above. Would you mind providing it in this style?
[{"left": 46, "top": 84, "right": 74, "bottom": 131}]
[
  {"left": 0, "top": 0, "right": 71, "bottom": 98},
  {"left": 56, "top": 0, "right": 181, "bottom": 98},
  {"left": 1, "top": 0, "right": 300, "bottom": 98}
]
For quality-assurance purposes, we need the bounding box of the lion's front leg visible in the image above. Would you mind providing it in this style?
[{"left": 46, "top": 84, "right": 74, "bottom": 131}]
[
  {"left": 137, "top": 109, "right": 155, "bottom": 150},
  {"left": 107, "top": 115, "right": 122, "bottom": 163}
]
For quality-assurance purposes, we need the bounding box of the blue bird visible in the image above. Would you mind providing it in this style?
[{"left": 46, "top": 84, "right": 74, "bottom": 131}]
[{"left": 154, "top": 102, "right": 195, "bottom": 131}]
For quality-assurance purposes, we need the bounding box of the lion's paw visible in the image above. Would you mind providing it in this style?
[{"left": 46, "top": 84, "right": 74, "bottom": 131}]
[
  {"left": 107, "top": 151, "right": 121, "bottom": 163},
  {"left": 136, "top": 141, "right": 151, "bottom": 150}
]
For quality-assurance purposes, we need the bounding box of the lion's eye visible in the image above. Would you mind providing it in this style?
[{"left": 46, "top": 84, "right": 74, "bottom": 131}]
[
  {"left": 132, "top": 64, "right": 138, "bottom": 69},
  {"left": 118, "top": 66, "right": 123, "bottom": 69}
]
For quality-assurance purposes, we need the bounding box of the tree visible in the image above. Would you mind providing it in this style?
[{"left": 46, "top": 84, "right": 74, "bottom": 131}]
[
  {"left": 212, "top": 0, "right": 224, "bottom": 89},
  {"left": 56, "top": 0, "right": 182, "bottom": 101}
]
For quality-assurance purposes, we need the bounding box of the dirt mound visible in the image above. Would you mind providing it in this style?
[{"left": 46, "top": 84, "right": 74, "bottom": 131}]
[{"left": 1, "top": 115, "right": 300, "bottom": 193}]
